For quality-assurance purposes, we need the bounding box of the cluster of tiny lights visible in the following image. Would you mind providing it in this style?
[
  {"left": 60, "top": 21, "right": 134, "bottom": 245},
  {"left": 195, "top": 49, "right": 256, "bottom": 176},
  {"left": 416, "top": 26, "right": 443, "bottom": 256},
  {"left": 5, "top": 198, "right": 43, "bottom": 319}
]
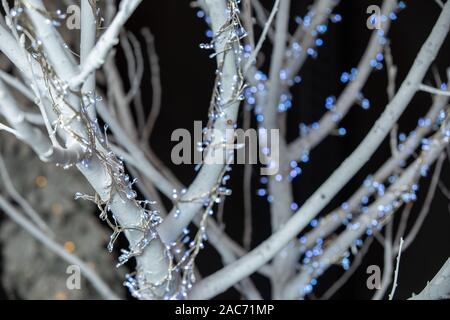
[
  {"left": 296, "top": 97, "right": 446, "bottom": 295},
  {"left": 296, "top": 124, "right": 450, "bottom": 297}
]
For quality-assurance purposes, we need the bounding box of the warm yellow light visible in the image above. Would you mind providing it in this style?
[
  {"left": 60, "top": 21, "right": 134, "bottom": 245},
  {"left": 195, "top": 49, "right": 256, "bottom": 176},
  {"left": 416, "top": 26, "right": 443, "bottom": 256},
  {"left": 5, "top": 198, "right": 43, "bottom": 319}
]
[
  {"left": 64, "top": 241, "right": 76, "bottom": 253},
  {"left": 54, "top": 291, "right": 67, "bottom": 300},
  {"left": 35, "top": 175, "right": 48, "bottom": 188}
]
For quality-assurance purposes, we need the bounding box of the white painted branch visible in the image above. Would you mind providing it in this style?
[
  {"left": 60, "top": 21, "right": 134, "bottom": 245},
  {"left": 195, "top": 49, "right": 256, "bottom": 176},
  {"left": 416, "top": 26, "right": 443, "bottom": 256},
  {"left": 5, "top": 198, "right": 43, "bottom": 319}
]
[
  {"left": 0, "top": 122, "right": 16, "bottom": 134},
  {"left": 76, "top": 154, "right": 172, "bottom": 299},
  {"left": 0, "top": 24, "right": 45, "bottom": 86},
  {"left": 0, "top": 79, "right": 84, "bottom": 166},
  {"left": 80, "top": 0, "right": 98, "bottom": 120},
  {"left": 284, "top": 124, "right": 450, "bottom": 299},
  {"left": 419, "top": 83, "right": 450, "bottom": 96},
  {"left": 388, "top": 237, "right": 404, "bottom": 300},
  {"left": 0, "top": 24, "right": 77, "bottom": 142}
]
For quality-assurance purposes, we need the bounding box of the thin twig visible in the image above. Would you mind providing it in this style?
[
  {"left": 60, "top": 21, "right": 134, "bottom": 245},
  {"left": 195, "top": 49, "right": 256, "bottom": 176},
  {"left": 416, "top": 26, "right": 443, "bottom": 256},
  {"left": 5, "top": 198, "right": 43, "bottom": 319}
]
[
  {"left": 388, "top": 237, "right": 404, "bottom": 300},
  {"left": 419, "top": 83, "right": 450, "bottom": 96}
]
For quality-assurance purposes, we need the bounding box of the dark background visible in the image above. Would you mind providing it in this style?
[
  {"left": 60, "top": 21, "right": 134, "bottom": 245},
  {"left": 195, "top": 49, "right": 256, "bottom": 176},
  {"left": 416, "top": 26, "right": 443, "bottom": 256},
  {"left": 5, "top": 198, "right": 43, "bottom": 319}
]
[{"left": 1, "top": 0, "right": 450, "bottom": 299}]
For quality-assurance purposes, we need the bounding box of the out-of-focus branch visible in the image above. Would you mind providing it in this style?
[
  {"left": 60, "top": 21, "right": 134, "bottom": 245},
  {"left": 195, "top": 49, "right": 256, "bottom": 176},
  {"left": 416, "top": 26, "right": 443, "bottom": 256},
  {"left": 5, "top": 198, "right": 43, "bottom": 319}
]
[{"left": 0, "top": 195, "right": 119, "bottom": 300}]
